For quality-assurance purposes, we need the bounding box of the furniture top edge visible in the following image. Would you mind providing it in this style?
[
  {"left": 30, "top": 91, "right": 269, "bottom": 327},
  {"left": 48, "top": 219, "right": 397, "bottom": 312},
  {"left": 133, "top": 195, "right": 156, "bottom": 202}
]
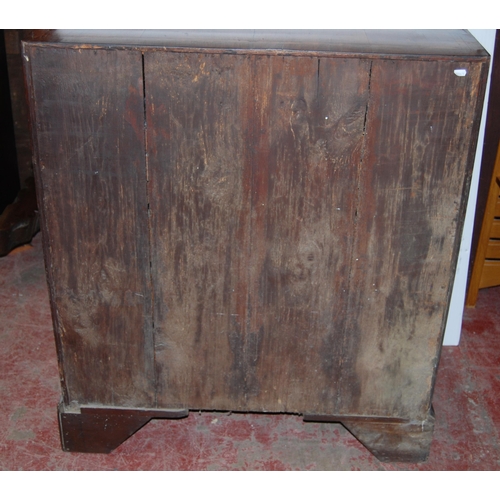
[{"left": 21, "top": 29, "right": 489, "bottom": 59}]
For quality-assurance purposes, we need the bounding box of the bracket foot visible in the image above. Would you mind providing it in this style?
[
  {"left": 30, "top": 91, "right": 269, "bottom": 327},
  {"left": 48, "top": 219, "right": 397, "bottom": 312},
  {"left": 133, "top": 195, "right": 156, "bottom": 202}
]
[
  {"left": 58, "top": 402, "right": 188, "bottom": 453},
  {"left": 304, "top": 409, "right": 435, "bottom": 462}
]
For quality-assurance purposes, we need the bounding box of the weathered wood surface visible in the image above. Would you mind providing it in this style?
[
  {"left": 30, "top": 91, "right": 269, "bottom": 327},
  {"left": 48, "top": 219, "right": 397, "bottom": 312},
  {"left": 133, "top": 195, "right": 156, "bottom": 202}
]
[
  {"left": 23, "top": 30, "right": 489, "bottom": 460},
  {"left": 341, "top": 412, "right": 436, "bottom": 462},
  {"left": 146, "top": 53, "right": 487, "bottom": 418},
  {"left": 146, "top": 52, "right": 370, "bottom": 413},
  {"left": 339, "top": 59, "right": 487, "bottom": 419},
  {"left": 304, "top": 410, "right": 435, "bottom": 462},
  {"left": 25, "top": 46, "right": 155, "bottom": 407}
]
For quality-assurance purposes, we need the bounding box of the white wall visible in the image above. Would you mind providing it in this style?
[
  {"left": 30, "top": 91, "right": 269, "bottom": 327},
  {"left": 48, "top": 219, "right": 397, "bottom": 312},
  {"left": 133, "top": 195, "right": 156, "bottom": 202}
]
[{"left": 443, "top": 29, "right": 497, "bottom": 345}]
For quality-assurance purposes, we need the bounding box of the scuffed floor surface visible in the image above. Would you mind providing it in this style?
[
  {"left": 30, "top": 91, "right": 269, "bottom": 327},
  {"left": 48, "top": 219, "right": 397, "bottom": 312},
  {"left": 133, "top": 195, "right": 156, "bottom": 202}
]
[{"left": 1, "top": 234, "right": 499, "bottom": 470}]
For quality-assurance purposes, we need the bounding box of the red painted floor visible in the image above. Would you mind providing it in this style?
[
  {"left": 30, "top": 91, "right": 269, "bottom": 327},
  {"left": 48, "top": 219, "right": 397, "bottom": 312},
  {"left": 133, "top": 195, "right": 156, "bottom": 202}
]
[{"left": 1, "top": 234, "right": 499, "bottom": 470}]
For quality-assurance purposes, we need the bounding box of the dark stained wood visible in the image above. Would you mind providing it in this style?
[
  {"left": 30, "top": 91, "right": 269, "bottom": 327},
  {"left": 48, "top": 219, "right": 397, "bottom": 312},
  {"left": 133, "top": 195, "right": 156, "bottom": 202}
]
[
  {"left": 1, "top": 31, "right": 39, "bottom": 256},
  {"left": 0, "top": 29, "right": 20, "bottom": 214},
  {"left": 23, "top": 30, "right": 489, "bottom": 461},
  {"left": 25, "top": 45, "right": 155, "bottom": 407},
  {"left": 59, "top": 403, "right": 188, "bottom": 453},
  {"left": 4, "top": 30, "right": 33, "bottom": 186},
  {"left": 0, "top": 177, "right": 39, "bottom": 256},
  {"left": 24, "top": 29, "right": 488, "bottom": 61}
]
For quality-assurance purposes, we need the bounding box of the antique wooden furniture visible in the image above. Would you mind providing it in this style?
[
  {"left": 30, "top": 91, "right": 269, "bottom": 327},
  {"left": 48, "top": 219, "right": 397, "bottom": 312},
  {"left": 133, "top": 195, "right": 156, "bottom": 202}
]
[
  {"left": 0, "top": 31, "right": 39, "bottom": 256},
  {"left": 467, "top": 30, "right": 500, "bottom": 308},
  {"left": 467, "top": 141, "right": 500, "bottom": 306},
  {"left": 23, "top": 30, "right": 489, "bottom": 462}
]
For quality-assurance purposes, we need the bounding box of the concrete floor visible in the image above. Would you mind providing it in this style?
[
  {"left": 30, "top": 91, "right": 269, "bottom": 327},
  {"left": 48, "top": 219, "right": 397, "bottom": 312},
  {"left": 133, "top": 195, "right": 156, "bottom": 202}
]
[{"left": 1, "top": 234, "right": 499, "bottom": 470}]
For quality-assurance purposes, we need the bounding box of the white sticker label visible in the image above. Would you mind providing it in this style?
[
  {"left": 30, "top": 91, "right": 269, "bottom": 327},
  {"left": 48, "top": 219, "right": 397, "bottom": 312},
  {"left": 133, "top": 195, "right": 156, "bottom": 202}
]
[{"left": 454, "top": 69, "right": 467, "bottom": 77}]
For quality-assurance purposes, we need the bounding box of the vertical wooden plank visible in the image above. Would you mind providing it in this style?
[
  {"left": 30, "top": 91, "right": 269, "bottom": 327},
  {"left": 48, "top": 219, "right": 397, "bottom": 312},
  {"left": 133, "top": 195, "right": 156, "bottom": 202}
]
[
  {"left": 249, "top": 56, "right": 370, "bottom": 413},
  {"left": 340, "top": 59, "right": 485, "bottom": 418},
  {"left": 147, "top": 52, "right": 370, "bottom": 413},
  {"left": 146, "top": 52, "right": 253, "bottom": 409},
  {"left": 28, "top": 46, "right": 155, "bottom": 407}
]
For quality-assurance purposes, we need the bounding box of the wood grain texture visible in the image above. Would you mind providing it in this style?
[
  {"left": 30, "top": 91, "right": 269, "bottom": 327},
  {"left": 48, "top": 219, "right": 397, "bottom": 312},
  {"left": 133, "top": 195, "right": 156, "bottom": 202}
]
[
  {"left": 146, "top": 53, "right": 370, "bottom": 413},
  {"left": 146, "top": 52, "right": 253, "bottom": 410},
  {"left": 339, "top": 59, "right": 486, "bottom": 419},
  {"left": 490, "top": 220, "right": 500, "bottom": 238},
  {"left": 26, "top": 46, "right": 155, "bottom": 407},
  {"left": 248, "top": 56, "right": 369, "bottom": 414},
  {"left": 23, "top": 30, "right": 489, "bottom": 460},
  {"left": 485, "top": 239, "right": 500, "bottom": 259},
  {"left": 341, "top": 412, "right": 436, "bottom": 462},
  {"left": 479, "top": 260, "right": 500, "bottom": 288}
]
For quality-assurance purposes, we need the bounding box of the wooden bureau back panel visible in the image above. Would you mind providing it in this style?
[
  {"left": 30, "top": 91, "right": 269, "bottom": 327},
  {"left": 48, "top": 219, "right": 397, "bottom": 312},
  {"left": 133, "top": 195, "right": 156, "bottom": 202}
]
[{"left": 23, "top": 31, "right": 489, "bottom": 420}]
